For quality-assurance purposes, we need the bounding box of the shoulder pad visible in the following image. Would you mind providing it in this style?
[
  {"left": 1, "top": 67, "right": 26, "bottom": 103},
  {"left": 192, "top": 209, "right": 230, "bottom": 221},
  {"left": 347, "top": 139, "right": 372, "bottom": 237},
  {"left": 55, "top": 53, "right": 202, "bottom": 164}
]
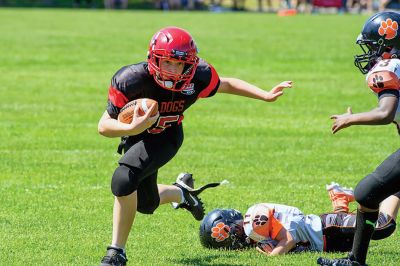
[{"left": 367, "top": 70, "right": 400, "bottom": 93}]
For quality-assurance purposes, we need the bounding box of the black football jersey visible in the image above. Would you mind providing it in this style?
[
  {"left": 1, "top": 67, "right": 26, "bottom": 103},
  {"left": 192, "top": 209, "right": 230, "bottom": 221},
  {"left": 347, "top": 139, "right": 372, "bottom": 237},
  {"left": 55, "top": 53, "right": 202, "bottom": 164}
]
[{"left": 106, "top": 59, "right": 220, "bottom": 136}]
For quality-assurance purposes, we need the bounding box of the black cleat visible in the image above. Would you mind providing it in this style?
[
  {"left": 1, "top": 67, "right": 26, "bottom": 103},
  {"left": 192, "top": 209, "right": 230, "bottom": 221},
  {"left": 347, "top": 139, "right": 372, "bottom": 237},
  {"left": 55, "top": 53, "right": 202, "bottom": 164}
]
[
  {"left": 173, "top": 181, "right": 205, "bottom": 221},
  {"left": 171, "top": 173, "right": 195, "bottom": 210},
  {"left": 175, "top": 172, "right": 195, "bottom": 191},
  {"left": 317, "top": 257, "right": 366, "bottom": 266},
  {"left": 317, "top": 257, "right": 332, "bottom": 265},
  {"left": 173, "top": 172, "right": 228, "bottom": 221},
  {"left": 100, "top": 246, "right": 127, "bottom": 266}
]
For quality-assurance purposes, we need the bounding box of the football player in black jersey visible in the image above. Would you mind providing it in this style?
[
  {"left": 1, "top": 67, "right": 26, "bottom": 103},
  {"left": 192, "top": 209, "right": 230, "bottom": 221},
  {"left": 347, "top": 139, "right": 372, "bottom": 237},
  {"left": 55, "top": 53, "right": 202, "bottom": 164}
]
[
  {"left": 317, "top": 12, "right": 400, "bottom": 266},
  {"left": 98, "top": 26, "right": 293, "bottom": 266}
]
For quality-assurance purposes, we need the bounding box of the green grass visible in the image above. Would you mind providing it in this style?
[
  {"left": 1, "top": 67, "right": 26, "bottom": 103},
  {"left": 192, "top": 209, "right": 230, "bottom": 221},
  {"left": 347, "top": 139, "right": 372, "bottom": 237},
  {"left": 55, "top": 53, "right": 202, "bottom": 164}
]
[{"left": 0, "top": 8, "right": 399, "bottom": 265}]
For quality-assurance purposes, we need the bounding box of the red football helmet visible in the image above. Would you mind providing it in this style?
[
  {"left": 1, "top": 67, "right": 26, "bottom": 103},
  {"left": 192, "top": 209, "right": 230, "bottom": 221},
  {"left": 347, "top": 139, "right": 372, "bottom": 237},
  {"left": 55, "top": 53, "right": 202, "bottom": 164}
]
[{"left": 147, "top": 26, "right": 199, "bottom": 92}]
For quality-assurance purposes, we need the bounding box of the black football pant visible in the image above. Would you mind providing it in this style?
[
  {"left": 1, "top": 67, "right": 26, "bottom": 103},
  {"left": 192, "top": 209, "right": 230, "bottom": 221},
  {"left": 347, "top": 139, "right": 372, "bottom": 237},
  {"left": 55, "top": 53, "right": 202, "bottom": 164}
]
[
  {"left": 354, "top": 149, "right": 400, "bottom": 209},
  {"left": 111, "top": 125, "right": 184, "bottom": 214},
  {"left": 320, "top": 211, "right": 396, "bottom": 252}
]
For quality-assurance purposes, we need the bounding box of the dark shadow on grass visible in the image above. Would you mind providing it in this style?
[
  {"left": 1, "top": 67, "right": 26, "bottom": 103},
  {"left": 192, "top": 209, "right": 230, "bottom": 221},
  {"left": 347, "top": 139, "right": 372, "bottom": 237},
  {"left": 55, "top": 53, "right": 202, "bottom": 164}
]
[
  {"left": 0, "top": 218, "right": 11, "bottom": 226},
  {"left": 168, "top": 253, "right": 243, "bottom": 266}
]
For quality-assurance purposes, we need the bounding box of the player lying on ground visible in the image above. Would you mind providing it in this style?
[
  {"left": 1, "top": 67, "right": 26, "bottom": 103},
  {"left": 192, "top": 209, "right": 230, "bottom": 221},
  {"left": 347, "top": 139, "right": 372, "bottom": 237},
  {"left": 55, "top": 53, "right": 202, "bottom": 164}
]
[{"left": 198, "top": 182, "right": 400, "bottom": 255}]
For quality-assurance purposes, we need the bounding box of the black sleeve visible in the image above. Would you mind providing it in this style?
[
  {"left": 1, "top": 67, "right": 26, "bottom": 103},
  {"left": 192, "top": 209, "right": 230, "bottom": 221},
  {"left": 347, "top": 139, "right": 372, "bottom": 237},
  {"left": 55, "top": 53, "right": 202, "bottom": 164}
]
[
  {"left": 196, "top": 60, "right": 221, "bottom": 98},
  {"left": 106, "top": 63, "right": 147, "bottom": 119},
  {"left": 378, "top": 89, "right": 399, "bottom": 99},
  {"left": 107, "top": 100, "right": 120, "bottom": 120}
]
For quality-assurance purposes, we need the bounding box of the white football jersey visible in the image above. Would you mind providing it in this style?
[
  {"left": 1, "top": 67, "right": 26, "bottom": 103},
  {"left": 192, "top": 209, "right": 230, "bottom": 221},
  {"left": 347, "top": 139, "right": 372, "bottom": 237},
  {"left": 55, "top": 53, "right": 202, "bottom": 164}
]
[
  {"left": 367, "top": 58, "right": 400, "bottom": 76},
  {"left": 243, "top": 203, "right": 324, "bottom": 251},
  {"left": 366, "top": 58, "right": 400, "bottom": 123}
]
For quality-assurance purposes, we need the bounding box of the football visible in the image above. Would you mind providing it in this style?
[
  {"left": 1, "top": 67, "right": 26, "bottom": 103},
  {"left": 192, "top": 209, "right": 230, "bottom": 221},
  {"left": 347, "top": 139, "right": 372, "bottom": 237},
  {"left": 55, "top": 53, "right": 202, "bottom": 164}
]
[
  {"left": 117, "top": 98, "right": 158, "bottom": 124},
  {"left": 256, "top": 238, "right": 278, "bottom": 255}
]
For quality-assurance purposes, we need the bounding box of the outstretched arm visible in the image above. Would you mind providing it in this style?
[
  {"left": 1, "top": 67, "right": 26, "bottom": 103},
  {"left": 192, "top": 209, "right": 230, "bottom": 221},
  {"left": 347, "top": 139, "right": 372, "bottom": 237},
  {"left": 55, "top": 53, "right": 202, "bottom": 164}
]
[
  {"left": 217, "top": 77, "right": 292, "bottom": 102},
  {"left": 331, "top": 93, "right": 398, "bottom": 134}
]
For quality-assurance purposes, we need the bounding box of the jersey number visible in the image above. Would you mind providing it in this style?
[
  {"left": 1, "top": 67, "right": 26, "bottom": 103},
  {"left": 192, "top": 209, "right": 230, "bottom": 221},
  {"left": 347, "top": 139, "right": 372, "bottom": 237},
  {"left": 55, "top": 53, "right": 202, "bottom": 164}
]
[
  {"left": 379, "top": 59, "right": 390, "bottom": 67},
  {"left": 148, "top": 115, "right": 180, "bottom": 134}
]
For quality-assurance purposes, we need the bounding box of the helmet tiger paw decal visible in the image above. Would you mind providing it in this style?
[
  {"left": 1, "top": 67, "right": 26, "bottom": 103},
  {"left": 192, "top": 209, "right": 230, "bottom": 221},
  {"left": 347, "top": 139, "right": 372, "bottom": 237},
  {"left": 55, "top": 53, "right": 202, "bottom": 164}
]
[
  {"left": 378, "top": 19, "right": 398, "bottom": 40},
  {"left": 253, "top": 215, "right": 268, "bottom": 227},
  {"left": 211, "top": 222, "right": 230, "bottom": 242}
]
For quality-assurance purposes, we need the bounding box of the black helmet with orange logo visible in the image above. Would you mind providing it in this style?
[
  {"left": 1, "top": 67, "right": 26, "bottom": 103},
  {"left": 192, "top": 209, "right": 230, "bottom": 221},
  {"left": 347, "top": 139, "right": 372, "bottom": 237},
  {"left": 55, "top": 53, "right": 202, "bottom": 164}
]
[
  {"left": 199, "top": 209, "right": 246, "bottom": 250},
  {"left": 355, "top": 11, "right": 400, "bottom": 74}
]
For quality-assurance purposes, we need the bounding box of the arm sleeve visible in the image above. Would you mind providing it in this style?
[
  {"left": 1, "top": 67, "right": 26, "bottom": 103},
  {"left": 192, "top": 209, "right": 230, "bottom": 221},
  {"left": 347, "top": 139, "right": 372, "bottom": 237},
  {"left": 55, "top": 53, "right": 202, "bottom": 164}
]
[
  {"left": 368, "top": 71, "right": 400, "bottom": 94},
  {"left": 269, "top": 216, "right": 285, "bottom": 240},
  {"left": 106, "top": 85, "right": 129, "bottom": 119},
  {"left": 198, "top": 63, "right": 221, "bottom": 98},
  {"left": 378, "top": 89, "right": 399, "bottom": 100},
  {"left": 105, "top": 65, "right": 144, "bottom": 119}
]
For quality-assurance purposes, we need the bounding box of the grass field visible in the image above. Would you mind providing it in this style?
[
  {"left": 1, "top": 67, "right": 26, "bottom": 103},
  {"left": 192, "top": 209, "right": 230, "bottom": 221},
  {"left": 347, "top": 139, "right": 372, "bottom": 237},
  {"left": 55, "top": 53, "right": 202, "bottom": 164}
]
[{"left": 0, "top": 8, "right": 399, "bottom": 265}]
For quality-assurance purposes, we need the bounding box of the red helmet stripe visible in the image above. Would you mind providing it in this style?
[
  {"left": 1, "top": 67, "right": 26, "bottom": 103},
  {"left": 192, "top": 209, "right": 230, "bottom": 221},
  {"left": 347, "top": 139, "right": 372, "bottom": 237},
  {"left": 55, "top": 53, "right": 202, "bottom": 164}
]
[
  {"left": 108, "top": 85, "right": 129, "bottom": 108},
  {"left": 198, "top": 65, "right": 219, "bottom": 98}
]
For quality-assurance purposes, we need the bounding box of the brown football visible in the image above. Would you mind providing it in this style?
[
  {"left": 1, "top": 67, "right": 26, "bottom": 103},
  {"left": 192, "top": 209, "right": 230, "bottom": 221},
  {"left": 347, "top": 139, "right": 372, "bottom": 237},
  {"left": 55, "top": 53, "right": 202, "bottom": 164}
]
[{"left": 117, "top": 98, "right": 158, "bottom": 124}]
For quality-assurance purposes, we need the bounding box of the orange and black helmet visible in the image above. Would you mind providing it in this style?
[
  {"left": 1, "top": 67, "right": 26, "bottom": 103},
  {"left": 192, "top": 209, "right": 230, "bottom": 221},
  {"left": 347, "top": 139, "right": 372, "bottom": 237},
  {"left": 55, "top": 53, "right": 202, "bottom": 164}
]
[
  {"left": 199, "top": 209, "right": 246, "bottom": 250},
  {"left": 355, "top": 11, "right": 400, "bottom": 74}
]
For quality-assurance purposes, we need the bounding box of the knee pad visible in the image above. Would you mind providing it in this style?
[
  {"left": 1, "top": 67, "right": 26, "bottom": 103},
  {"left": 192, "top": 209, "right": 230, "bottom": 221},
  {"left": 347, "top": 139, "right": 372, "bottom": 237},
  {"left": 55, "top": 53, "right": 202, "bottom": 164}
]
[
  {"left": 137, "top": 196, "right": 160, "bottom": 214},
  {"left": 111, "top": 164, "right": 138, "bottom": 196},
  {"left": 372, "top": 213, "right": 396, "bottom": 240}
]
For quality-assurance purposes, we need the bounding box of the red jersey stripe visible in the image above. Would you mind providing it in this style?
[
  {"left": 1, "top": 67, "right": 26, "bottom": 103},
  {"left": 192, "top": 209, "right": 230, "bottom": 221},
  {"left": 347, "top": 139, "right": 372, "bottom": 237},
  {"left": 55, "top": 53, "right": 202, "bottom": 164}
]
[
  {"left": 198, "top": 65, "right": 219, "bottom": 98},
  {"left": 177, "top": 114, "right": 184, "bottom": 125},
  {"left": 108, "top": 85, "right": 129, "bottom": 108}
]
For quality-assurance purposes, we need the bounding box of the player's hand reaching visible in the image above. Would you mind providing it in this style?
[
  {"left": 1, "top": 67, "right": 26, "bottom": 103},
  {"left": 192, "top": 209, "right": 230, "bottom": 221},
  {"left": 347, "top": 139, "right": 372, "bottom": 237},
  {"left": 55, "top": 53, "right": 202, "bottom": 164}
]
[
  {"left": 266, "top": 81, "right": 293, "bottom": 102},
  {"left": 129, "top": 104, "right": 160, "bottom": 135},
  {"left": 331, "top": 107, "right": 353, "bottom": 134}
]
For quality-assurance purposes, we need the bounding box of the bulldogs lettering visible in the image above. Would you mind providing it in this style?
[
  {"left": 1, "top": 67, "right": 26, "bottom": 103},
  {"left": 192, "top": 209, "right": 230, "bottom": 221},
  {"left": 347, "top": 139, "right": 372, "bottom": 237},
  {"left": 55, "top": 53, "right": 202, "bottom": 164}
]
[{"left": 160, "top": 100, "right": 185, "bottom": 113}]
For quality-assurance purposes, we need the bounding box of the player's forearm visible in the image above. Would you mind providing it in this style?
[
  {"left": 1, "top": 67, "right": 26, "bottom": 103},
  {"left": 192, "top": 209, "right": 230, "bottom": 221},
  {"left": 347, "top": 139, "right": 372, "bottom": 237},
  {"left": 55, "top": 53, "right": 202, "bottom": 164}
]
[
  {"left": 218, "top": 77, "right": 271, "bottom": 101},
  {"left": 269, "top": 239, "right": 296, "bottom": 256},
  {"left": 269, "top": 245, "right": 287, "bottom": 255},
  {"left": 347, "top": 109, "right": 395, "bottom": 126},
  {"left": 98, "top": 119, "right": 142, "bottom": 138}
]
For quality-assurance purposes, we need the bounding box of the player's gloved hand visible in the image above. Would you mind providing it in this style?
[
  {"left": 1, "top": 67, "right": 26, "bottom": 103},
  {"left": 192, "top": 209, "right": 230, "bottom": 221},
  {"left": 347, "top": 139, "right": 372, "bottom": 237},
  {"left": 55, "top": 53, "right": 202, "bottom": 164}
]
[
  {"left": 129, "top": 104, "right": 160, "bottom": 135},
  {"left": 266, "top": 81, "right": 293, "bottom": 102},
  {"left": 331, "top": 107, "right": 353, "bottom": 134}
]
